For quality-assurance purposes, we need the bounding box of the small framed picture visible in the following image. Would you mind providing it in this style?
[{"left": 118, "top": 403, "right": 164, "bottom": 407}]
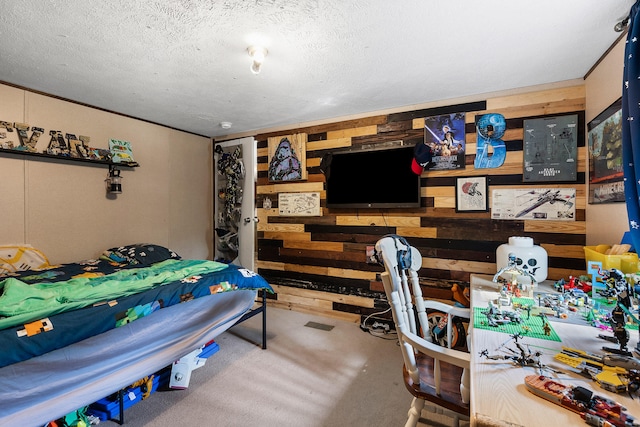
[{"left": 455, "top": 176, "right": 489, "bottom": 212}]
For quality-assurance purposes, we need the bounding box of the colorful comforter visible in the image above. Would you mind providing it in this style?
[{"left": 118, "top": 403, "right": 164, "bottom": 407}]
[{"left": 0, "top": 258, "right": 272, "bottom": 368}]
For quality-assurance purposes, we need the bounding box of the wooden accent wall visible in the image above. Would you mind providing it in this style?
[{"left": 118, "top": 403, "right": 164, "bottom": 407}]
[{"left": 254, "top": 85, "right": 587, "bottom": 322}]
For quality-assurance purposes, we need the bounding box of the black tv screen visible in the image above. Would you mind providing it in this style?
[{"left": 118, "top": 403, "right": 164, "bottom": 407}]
[{"left": 324, "top": 145, "right": 421, "bottom": 209}]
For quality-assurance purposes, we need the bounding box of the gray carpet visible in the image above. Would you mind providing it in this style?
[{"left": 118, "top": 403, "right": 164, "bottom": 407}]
[{"left": 103, "top": 306, "right": 467, "bottom": 427}]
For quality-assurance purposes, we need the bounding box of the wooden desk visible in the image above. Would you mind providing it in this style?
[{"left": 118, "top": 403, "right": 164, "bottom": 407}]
[{"left": 469, "top": 274, "right": 640, "bottom": 427}]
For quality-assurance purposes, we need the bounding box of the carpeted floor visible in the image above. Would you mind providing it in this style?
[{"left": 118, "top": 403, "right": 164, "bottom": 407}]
[{"left": 103, "top": 306, "right": 468, "bottom": 427}]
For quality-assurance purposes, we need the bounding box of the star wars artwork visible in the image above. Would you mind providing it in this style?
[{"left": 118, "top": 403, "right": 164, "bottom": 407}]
[
  {"left": 523, "top": 114, "right": 578, "bottom": 182},
  {"left": 587, "top": 98, "right": 624, "bottom": 204},
  {"left": 423, "top": 113, "right": 466, "bottom": 170},
  {"left": 475, "top": 113, "right": 506, "bottom": 169},
  {"left": 491, "top": 188, "right": 576, "bottom": 221},
  {"left": 278, "top": 192, "right": 321, "bottom": 216},
  {"left": 455, "top": 176, "right": 488, "bottom": 212},
  {"left": 267, "top": 133, "right": 307, "bottom": 182}
]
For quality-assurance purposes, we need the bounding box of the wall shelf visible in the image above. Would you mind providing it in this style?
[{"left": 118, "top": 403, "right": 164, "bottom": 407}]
[{"left": 0, "top": 147, "right": 139, "bottom": 168}]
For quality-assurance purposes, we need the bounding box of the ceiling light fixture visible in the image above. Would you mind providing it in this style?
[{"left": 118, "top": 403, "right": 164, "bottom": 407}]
[
  {"left": 614, "top": 16, "right": 630, "bottom": 32},
  {"left": 220, "top": 121, "right": 232, "bottom": 129},
  {"left": 248, "top": 46, "right": 268, "bottom": 74}
]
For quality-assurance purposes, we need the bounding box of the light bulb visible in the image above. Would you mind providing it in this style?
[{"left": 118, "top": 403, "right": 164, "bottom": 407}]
[{"left": 248, "top": 46, "right": 268, "bottom": 74}]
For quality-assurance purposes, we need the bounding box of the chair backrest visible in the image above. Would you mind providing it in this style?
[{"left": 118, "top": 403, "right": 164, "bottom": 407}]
[{"left": 375, "top": 236, "right": 470, "bottom": 403}]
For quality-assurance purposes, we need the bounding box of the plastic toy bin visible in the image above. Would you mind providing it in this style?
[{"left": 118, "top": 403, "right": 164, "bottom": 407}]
[{"left": 583, "top": 246, "right": 639, "bottom": 274}]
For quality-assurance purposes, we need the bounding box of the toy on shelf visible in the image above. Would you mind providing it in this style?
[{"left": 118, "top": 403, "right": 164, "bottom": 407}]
[{"left": 524, "top": 374, "right": 639, "bottom": 427}]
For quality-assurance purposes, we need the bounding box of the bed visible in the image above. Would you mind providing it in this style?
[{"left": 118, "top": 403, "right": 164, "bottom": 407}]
[{"left": 0, "top": 243, "right": 272, "bottom": 426}]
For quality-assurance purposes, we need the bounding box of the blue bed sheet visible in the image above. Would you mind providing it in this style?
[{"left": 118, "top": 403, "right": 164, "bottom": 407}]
[{"left": 0, "top": 259, "right": 272, "bottom": 368}]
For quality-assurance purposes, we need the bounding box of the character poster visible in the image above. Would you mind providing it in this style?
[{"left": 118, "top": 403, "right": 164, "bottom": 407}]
[
  {"left": 423, "top": 113, "right": 466, "bottom": 170},
  {"left": 587, "top": 98, "right": 624, "bottom": 204},
  {"left": 267, "top": 133, "right": 307, "bottom": 182}
]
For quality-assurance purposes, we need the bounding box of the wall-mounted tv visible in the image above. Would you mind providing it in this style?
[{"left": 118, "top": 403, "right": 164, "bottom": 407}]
[{"left": 323, "top": 145, "right": 421, "bottom": 209}]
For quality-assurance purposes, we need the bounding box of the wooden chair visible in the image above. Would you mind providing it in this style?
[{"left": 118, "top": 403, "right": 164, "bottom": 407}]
[{"left": 375, "top": 236, "right": 470, "bottom": 427}]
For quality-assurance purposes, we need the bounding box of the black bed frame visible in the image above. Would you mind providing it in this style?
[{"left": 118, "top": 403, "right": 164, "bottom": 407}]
[{"left": 236, "top": 288, "right": 268, "bottom": 350}]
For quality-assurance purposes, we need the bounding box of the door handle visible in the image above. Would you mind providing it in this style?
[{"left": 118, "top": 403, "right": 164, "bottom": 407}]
[{"left": 243, "top": 216, "right": 259, "bottom": 225}]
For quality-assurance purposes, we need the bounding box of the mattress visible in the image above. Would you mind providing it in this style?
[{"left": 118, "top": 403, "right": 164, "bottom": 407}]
[
  {"left": 0, "top": 258, "right": 271, "bottom": 367},
  {"left": 0, "top": 289, "right": 257, "bottom": 426}
]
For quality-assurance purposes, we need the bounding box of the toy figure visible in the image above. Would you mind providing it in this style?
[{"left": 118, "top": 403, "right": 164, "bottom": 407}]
[{"left": 596, "top": 268, "right": 636, "bottom": 355}]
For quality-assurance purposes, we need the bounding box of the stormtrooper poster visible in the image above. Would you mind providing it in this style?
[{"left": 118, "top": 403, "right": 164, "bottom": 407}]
[
  {"left": 267, "top": 133, "right": 307, "bottom": 182},
  {"left": 423, "top": 113, "right": 466, "bottom": 170}
]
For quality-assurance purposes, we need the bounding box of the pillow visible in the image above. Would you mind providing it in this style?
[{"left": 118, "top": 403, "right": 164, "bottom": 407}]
[
  {"left": 102, "top": 244, "right": 181, "bottom": 266},
  {"left": 0, "top": 245, "right": 53, "bottom": 275}
]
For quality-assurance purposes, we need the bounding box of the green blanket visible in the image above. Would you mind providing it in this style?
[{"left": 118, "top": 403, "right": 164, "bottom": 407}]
[{"left": 0, "top": 259, "right": 228, "bottom": 330}]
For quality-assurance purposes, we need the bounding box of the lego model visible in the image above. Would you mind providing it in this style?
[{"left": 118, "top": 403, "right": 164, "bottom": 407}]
[
  {"left": 524, "top": 374, "right": 638, "bottom": 427},
  {"left": 595, "top": 268, "right": 638, "bottom": 355},
  {"left": 493, "top": 252, "right": 537, "bottom": 292},
  {"left": 554, "top": 275, "right": 593, "bottom": 294},
  {"left": 479, "top": 333, "right": 545, "bottom": 371},
  {"left": 554, "top": 346, "right": 640, "bottom": 396}
]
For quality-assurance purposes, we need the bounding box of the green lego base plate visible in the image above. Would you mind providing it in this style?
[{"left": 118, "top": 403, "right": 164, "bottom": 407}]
[{"left": 473, "top": 306, "right": 561, "bottom": 342}]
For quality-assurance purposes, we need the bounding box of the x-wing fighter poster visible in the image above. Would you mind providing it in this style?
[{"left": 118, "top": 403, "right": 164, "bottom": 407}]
[
  {"left": 491, "top": 188, "right": 575, "bottom": 221},
  {"left": 523, "top": 114, "right": 578, "bottom": 182},
  {"left": 423, "top": 113, "right": 466, "bottom": 170}
]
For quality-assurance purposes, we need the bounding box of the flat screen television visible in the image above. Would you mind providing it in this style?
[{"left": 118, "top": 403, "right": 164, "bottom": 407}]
[{"left": 323, "top": 145, "right": 421, "bottom": 209}]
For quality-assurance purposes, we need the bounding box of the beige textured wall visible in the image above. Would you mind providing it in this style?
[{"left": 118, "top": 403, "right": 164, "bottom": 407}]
[
  {"left": 0, "top": 83, "right": 212, "bottom": 263},
  {"left": 585, "top": 36, "right": 627, "bottom": 246}
]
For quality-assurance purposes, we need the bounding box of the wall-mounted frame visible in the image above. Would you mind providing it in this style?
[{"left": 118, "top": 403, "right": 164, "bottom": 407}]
[
  {"left": 523, "top": 113, "right": 578, "bottom": 182},
  {"left": 587, "top": 97, "right": 624, "bottom": 204},
  {"left": 424, "top": 113, "right": 466, "bottom": 171},
  {"left": 278, "top": 192, "right": 321, "bottom": 216},
  {"left": 455, "top": 176, "right": 488, "bottom": 212},
  {"left": 491, "top": 188, "right": 576, "bottom": 220},
  {"left": 267, "top": 133, "right": 307, "bottom": 182}
]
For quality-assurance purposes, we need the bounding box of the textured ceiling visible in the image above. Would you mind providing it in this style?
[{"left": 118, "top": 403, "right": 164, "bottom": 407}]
[{"left": 0, "top": 0, "right": 635, "bottom": 138}]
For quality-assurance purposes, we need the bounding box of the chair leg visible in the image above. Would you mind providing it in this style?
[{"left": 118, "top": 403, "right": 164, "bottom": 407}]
[{"left": 405, "top": 397, "right": 425, "bottom": 427}]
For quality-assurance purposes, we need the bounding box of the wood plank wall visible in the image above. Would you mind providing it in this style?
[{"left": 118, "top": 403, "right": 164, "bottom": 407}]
[{"left": 251, "top": 85, "right": 587, "bottom": 323}]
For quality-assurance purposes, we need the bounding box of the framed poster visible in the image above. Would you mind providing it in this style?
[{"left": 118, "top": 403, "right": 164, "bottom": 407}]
[
  {"left": 588, "top": 98, "right": 624, "bottom": 203},
  {"left": 267, "top": 133, "right": 307, "bottom": 182},
  {"left": 278, "top": 192, "right": 321, "bottom": 216},
  {"left": 523, "top": 114, "right": 578, "bottom": 182},
  {"left": 455, "top": 176, "right": 488, "bottom": 212},
  {"left": 491, "top": 188, "right": 576, "bottom": 221},
  {"left": 424, "top": 113, "right": 466, "bottom": 170}
]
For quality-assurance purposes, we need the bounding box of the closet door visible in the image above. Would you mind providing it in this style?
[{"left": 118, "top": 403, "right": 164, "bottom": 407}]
[{"left": 213, "top": 136, "right": 256, "bottom": 270}]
